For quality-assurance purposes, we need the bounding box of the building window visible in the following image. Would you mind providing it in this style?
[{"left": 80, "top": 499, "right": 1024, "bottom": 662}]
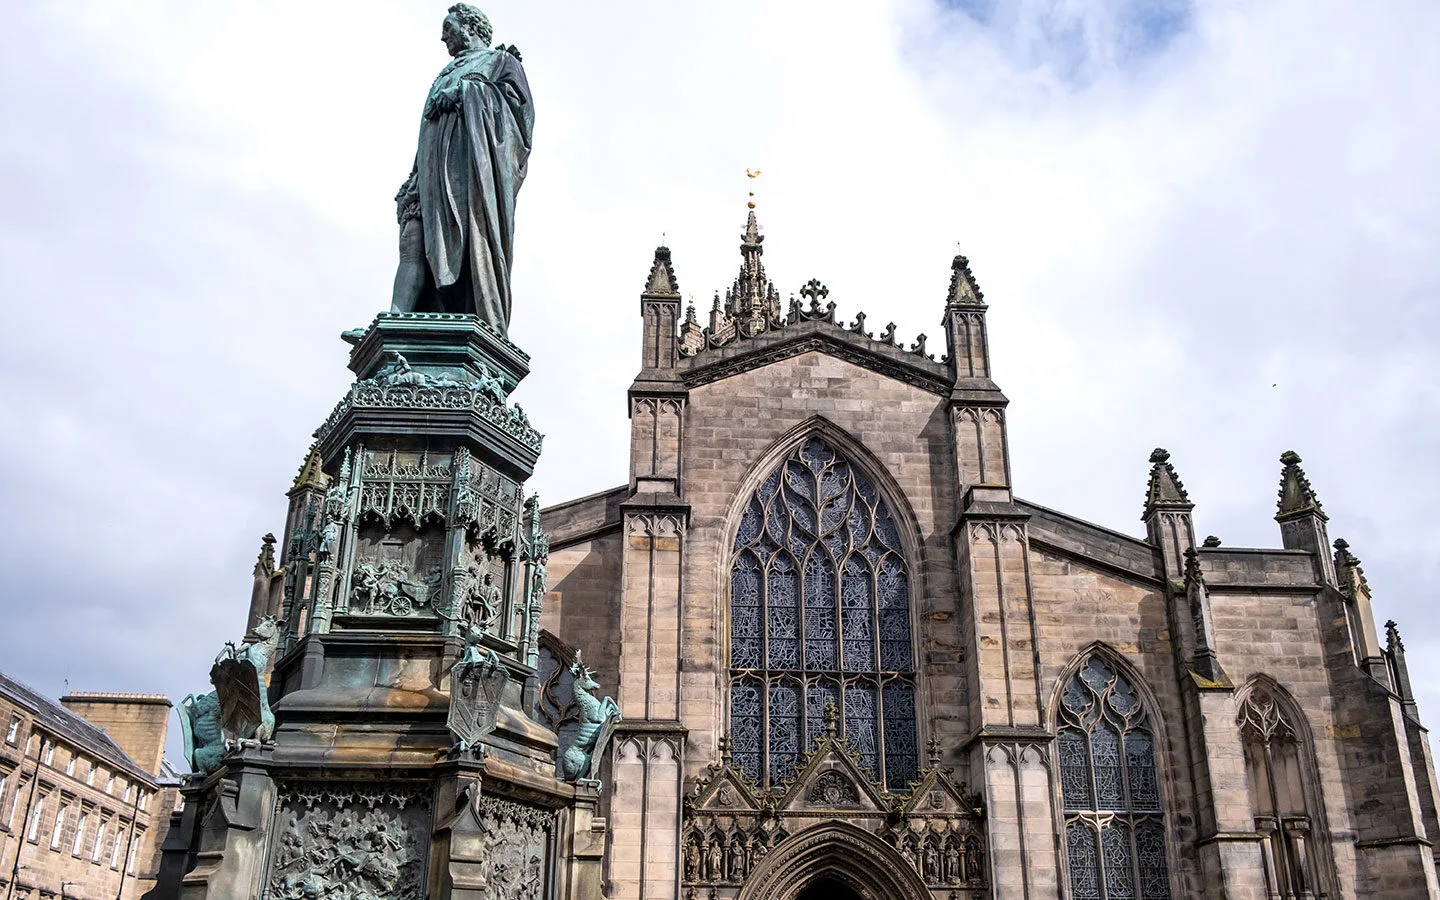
[
  {"left": 110, "top": 828, "right": 124, "bottom": 867},
  {"left": 1238, "top": 681, "right": 1330, "bottom": 897},
  {"left": 92, "top": 821, "right": 107, "bottom": 863},
  {"left": 4, "top": 778, "right": 18, "bottom": 828},
  {"left": 5, "top": 715, "right": 18, "bottom": 745},
  {"left": 127, "top": 832, "right": 141, "bottom": 873},
  {"left": 50, "top": 805, "right": 67, "bottom": 850},
  {"left": 26, "top": 733, "right": 38, "bottom": 756},
  {"left": 27, "top": 798, "right": 44, "bottom": 841},
  {"left": 1057, "top": 656, "right": 1171, "bottom": 899},
  {"left": 86, "top": 764, "right": 96, "bottom": 786},
  {"left": 72, "top": 811, "right": 88, "bottom": 856},
  {"left": 139, "top": 791, "right": 148, "bottom": 811},
  {"left": 728, "top": 437, "right": 918, "bottom": 790},
  {"left": 105, "top": 775, "right": 115, "bottom": 795},
  {"left": 42, "top": 742, "right": 54, "bottom": 766},
  {"left": 65, "top": 755, "right": 75, "bottom": 777},
  {"left": 123, "top": 783, "right": 132, "bottom": 803}
]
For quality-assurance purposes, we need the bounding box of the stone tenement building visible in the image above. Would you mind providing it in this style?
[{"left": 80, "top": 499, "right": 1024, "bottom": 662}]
[
  {"left": 536, "top": 210, "right": 1440, "bottom": 899},
  {"left": 0, "top": 674, "right": 181, "bottom": 900}
]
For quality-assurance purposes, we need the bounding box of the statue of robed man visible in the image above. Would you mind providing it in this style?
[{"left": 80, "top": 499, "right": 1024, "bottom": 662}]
[{"left": 392, "top": 4, "right": 534, "bottom": 336}]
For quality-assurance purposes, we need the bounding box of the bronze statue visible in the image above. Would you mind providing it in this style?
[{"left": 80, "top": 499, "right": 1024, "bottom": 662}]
[{"left": 392, "top": 4, "right": 534, "bottom": 335}]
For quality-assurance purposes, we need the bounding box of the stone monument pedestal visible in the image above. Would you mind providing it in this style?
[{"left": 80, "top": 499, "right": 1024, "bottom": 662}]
[{"left": 149, "top": 314, "right": 606, "bottom": 900}]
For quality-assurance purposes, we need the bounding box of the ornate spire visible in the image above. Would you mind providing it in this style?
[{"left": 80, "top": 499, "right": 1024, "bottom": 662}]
[
  {"left": 945, "top": 253, "right": 985, "bottom": 307},
  {"left": 289, "top": 443, "right": 330, "bottom": 496},
  {"left": 643, "top": 245, "right": 681, "bottom": 297},
  {"left": 1276, "top": 450, "right": 1326, "bottom": 521},
  {"left": 1142, "top": 448, "right": 1192, "bottom": 515},
  {"left": 725, "top": 208, "right": 780, "bottom": 329}
]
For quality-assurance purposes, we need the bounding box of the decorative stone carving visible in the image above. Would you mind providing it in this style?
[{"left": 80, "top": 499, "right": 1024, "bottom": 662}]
[
  {"left": 314, "top": 374, "right": 543, "bottom": 452},
  {"left": 805, "top": 770, "right": 861, "bottom": 808},
  {"left": 473, "top": 795, "right": 553, "bottom": 900},
  {"left": 350, "top": 561, "right": 443, "bottom": 616},
  {"left": 210, "top": 615, "right": 281, "bottom": 747},
  {"left": 265, "top": 784, "right": 430, "bottom": 899},
  {"left": 448, "top": 646, "right": 507, "bottom": 755},
  {"left": 560, "top": 651, "right": 621, "bottom": 784}
]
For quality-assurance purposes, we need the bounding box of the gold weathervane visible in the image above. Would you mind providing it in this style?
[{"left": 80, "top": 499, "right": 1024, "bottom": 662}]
[{"left": 746, "top": 168, "right": 761, "bottom": 209}]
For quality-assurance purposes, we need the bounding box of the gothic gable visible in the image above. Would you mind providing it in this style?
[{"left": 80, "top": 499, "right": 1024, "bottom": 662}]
[{"left": 775, "top": 737, "right": 888, "bottom": 814}]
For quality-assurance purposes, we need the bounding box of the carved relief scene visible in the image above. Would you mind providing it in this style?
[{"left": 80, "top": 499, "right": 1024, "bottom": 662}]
[{"left": 265, "top": 785, "right": 431, "bottom": 900}]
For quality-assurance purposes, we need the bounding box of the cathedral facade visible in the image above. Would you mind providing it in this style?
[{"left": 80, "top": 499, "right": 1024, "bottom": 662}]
[{"left": 537, "top": 211, "right": 1440, "bottom": 900}]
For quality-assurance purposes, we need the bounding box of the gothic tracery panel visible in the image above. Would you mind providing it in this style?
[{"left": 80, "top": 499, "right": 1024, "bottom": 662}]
[
  {"left": 1056, "top": 655, "right": 1171, "bottom": 900},
  {"left": 729, "top": 437, "right": 918, "bottom": 789}
]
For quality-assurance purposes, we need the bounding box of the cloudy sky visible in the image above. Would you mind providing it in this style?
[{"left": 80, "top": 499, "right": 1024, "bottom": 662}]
[{"left": 1, "top": 0, "right": 1437, "bottom": 769}]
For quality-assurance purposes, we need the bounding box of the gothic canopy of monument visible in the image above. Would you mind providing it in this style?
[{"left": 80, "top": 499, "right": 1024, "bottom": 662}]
[{"left": 148, "top": 6, "right": 1440, "bottom": 900}]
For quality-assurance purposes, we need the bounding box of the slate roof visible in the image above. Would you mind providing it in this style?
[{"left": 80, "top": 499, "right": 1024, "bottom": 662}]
[{"left": 0, "top": 669, "right": 155, "bottom": 784}]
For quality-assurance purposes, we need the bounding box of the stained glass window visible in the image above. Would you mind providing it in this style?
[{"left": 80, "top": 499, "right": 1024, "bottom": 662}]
[
  {"left": 1057, "top": 655, "right": 1171, "bottom": 899},
  {"left": 728, "top": 437, "right": 917, "bottom": 790}
]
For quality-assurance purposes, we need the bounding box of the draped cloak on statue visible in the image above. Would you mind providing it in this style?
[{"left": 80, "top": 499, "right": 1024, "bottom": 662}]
[{"left": 406, "top": 46, "right": 534, "bottom": 334}]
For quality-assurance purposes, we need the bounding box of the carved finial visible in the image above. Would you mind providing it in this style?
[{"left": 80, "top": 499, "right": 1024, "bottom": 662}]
[
  {"left": 881, "top": 323, "right": 897, "bottom": 346},
  {"left": 644, "top": 245, "right": 681, "bottom": 296},
  {"left": 799, "top": 279, "right": 829, "bottom": 304},
  {"left": 1333, "top": 538, "right": 1368, "bottom": 596},
  {"left": 1276, "top": 450, "right": 1326, "bottom": 521},
  {"left": 719, "top": 734, "right": 733, "bottom": 764},
  {"left": 1202, "top": 535, "right": 1222, "bottom": 548},
  {"left": 911, "top": 334, "right": 929, "bottom": 357},
  {"left": 1143, "top": 447, "right": 1191, "bottom": 516},
  {"left": 945, "top": 253, "right": 985, "bottom": 306},
  {"left": 1183, "top": 547, "right": 1204, "bottom": 586},
  {"left": 927, "top": 737, "right": 941, "bottom": 767},
  {"left": 289, "top": 443, "right": 330, "bottom": 495},
  {"left": 338, "top": 446, "right": 353, "bottom": 483},
  {"left": 1386, "top": 620, "right": 1404, "bottom": 652},
  {"left": 256, "top": 533, "right": 277, "bottom": 575},
  {"left": 822, "top": 699, "right": 840, "bottom": 738}
]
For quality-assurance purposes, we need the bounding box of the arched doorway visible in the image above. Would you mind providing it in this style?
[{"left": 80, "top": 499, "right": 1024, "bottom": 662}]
[
  {"left": 737, "top": 822, "right": 932, "bottom": 900},
  {"left": 796, "top": 878, "right": 862, "bottom": 900}
]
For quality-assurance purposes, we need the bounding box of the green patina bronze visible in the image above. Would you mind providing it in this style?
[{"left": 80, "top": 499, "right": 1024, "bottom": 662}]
[{"left": 391, "top": 4, "right": 535, "bottom": 336}]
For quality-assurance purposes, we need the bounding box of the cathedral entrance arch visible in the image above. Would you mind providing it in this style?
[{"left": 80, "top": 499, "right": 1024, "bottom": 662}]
[{"left": 735, "top": 822, "right": 932, "bottom": 900}]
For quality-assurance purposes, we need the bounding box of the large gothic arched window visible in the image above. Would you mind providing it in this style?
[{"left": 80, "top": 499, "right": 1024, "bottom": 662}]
[
  {"left": 1057, "top": 656, "right": 1171, "bottom": 900},
  {"left": 729, "top": 437, "right": 918, "bottom": 790}
]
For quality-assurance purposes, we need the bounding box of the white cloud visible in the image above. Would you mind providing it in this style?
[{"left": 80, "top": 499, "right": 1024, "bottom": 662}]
[{"left": 1, "top": 0, "right": 1437, "bottom": 765}]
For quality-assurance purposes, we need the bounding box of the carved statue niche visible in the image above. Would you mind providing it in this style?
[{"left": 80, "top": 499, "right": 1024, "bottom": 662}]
[{"left": 210, "top": 615, "right": 282, "bottom": 748}]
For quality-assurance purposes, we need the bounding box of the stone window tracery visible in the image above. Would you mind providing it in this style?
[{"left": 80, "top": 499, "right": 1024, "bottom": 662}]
[
  {"left": 729, "top": 437, "right": 918, "bottom": 790},
  {"left": 1238, "top": 682, "right": 1329, "bottom": 898},
  {"left": 1057, "top": 656, "right": 1171, "bottom": 899}
]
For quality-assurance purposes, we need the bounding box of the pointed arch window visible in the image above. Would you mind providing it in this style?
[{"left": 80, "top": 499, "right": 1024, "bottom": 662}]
[
  {"left": 729, "top": 437, "right": 917, "bottom": 790},
  {"left": 1057, "top": 656, "right": 1171, "bottom": 899},
  {"left": 1238, "top": 683, "right": 1329, "bottom": 898}
]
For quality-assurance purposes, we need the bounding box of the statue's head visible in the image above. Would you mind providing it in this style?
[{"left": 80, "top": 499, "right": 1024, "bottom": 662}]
[
  {"left": 442, "top": 4, "right": 493, "bottom": 56},
  {"left": 255, "top": 616, "right": 279, "bottom": 638}
]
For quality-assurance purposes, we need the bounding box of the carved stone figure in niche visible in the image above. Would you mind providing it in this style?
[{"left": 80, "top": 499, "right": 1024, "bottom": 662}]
[
  {"left": 924, "top": 840, "right": 941, "bottom": 883},
  {"left": 945, "top": 841, "right": 961, "bottom": 884},
  {"left": 560, "top": 651, "right": 621, "bottom": 783},
  {"left": 391, "top": 3, "right": 534, "bottom": 334},
  {"left": 463, "top": 563, "right": 503, "bottom": 630},
  {"left": 728, "top": 834, "right": 746, "bottom": 881},
  {"left": 706, "top": 838, "right": 723, "bottom": 883},
  {"left": 318, "top": 521, "right": 340, "bottom": 559},
  {"left": 685, "top": 837, "right": 700, "bottom": 882}
]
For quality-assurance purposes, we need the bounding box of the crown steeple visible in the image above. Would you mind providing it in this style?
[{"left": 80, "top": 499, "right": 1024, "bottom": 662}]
[{"left": 725, "top": 208, "right": 780, "bottom": 332}]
